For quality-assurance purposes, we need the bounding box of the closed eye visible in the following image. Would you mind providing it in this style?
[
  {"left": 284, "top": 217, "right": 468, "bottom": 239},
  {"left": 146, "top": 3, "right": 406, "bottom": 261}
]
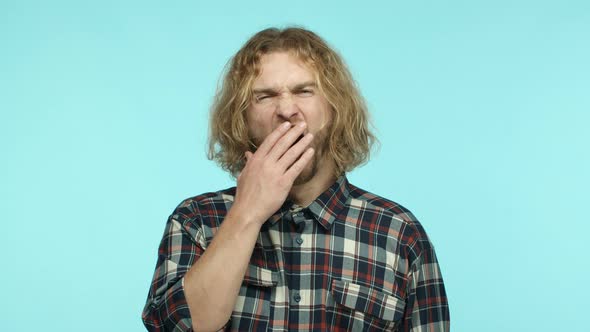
[
  {"left": 255, "top": 94, "right": 274, "bottom": 103},
  {"left": 296, "top": 89, "right": 314, "bottom": 97}
]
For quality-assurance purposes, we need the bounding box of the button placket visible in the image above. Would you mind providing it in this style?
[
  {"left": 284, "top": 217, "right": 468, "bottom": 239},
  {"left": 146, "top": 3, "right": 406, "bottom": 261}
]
[{"left": 292, "top": 211, "right": 306, "bottom": 233}]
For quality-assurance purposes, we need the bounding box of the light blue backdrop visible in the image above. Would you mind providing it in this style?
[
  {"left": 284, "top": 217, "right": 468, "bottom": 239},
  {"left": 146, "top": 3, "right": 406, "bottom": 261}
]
[{"left": 1, "top": 1, "right": 588, "bottom": 331}]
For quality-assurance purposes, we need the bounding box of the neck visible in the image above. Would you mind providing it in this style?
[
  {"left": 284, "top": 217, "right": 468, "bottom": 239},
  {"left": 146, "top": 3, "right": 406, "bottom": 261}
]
[{"left": 289, "top": 158, "right": 338, "bottom": 207}]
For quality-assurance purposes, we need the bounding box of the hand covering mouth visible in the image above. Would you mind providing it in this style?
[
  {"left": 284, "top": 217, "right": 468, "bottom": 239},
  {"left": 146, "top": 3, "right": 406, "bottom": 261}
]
[{"left": 291, "top": 133, "right": 305, "bottom": 148}]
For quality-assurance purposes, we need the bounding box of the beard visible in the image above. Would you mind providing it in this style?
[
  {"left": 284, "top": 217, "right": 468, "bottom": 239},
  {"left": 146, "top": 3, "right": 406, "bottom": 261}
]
[
  {"left": 292, "top": 129, "right": 329, "bottom": 185},
  {"left": 292, "top": 147, "right": 319, "bottom": 185}
]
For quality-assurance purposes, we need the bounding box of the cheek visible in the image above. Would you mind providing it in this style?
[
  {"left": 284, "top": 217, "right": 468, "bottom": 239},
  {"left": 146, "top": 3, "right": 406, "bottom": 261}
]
[
  {"left": 305, "top": 99, "right": 332, "bottom": 127},
  {"left": 246, "top": 109, "right": 272, "bottom": 137}
]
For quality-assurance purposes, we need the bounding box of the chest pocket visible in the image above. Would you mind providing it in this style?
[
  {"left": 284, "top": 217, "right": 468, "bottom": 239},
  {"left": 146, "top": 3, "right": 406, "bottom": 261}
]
[
  {"left": 330, "top": 279, "right": 406, "bottom": 331},
  {"left": 230, "top": 264, "right": 278, "bottom": 331}
]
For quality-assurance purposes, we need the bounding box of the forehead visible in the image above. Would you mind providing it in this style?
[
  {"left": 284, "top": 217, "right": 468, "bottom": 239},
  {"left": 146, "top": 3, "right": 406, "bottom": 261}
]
[{"left": 252, "top": 52, "right": 316, "bottom": 88}]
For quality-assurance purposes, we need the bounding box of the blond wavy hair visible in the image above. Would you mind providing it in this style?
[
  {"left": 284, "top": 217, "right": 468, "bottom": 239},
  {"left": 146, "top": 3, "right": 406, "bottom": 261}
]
[{"left": 208, "top": 27, "right": 377, "bottom": 178}]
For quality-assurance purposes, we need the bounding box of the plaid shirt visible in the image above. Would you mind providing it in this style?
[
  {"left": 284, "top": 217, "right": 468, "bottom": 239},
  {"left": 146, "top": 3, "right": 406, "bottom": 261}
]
[{"left": 142, "top": 176, "right": 449, "bottom": 331}]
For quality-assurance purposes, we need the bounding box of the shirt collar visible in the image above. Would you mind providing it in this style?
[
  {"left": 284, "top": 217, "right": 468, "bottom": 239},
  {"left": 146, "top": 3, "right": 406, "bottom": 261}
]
[{"left": 267, "top": 175, "right": 350, "bottom": 230}]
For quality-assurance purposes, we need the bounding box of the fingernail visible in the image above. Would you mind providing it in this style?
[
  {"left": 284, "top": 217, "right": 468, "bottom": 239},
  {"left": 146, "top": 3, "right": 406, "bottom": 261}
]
[
  {"left": 298, "top": 122, "right": 306, "bottom": 128},
  {"left": 282, "top": 122, "right": 291, "bottom": 129}
]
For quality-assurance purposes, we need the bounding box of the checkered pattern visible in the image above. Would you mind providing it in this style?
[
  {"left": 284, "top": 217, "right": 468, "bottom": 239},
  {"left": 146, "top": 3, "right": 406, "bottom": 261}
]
[{"left": 142, "top": 176, "right": 449, "bottom": 331}]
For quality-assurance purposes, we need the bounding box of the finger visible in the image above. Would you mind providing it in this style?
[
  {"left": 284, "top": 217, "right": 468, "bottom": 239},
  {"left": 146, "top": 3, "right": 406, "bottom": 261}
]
[
  {"left": 267, "top": 122, "right": 307, "bottom": 161},
  {"left": 277, "top": 133, "right": 313, "bottom": 170},
  {"left": 255, "top": 122, "right": 292, "bottom": 156},
  {"left": 284, "top": 148, "right": 314, "bottom": 182},
  {"left": 245, "top": 151, "right": 253, "bottom": 161}
]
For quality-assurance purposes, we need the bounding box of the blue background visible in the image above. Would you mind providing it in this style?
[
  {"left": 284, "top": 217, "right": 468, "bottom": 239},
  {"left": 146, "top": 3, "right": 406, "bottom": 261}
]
[{"left": 1, "top": 1, "right": 588, "bottom": 331}]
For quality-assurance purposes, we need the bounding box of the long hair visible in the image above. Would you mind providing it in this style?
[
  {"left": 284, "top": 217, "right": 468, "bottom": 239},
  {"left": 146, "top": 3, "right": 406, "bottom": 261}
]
[{"left": 208, "top": 26, "right": 377, "bottom": 178}]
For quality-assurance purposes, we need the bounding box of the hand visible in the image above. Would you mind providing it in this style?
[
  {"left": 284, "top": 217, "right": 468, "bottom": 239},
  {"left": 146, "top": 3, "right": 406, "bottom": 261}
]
[{"left": 230, "top": 121, "right": 315, "bottom": 225}]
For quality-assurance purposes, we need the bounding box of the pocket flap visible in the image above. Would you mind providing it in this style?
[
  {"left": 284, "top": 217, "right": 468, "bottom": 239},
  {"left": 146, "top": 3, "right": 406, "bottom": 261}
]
[
  {"left": 331, "top": 279, "right": 405, "bottom": 322},
  {"left": 243, "top": 264, "right": 278, "bottom": 287}
]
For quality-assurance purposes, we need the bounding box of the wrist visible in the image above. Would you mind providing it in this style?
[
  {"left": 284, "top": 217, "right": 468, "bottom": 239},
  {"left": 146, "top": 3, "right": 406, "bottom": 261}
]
[{"left": 226, "top": 204, "right": 266, "bottom": 228}]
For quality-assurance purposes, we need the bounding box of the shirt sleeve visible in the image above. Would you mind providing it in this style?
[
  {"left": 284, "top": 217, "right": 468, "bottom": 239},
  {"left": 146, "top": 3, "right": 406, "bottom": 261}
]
[
  {"left": 142, "top": 209, "right": 205, "bottom": 332},
  {"left": 400, "top": 246, "right": 450, "bottom": 331}
]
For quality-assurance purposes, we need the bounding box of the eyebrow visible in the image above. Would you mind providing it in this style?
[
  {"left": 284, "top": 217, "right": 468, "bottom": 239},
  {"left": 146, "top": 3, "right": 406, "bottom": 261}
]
[{"left": 252, "top": 81, "right": 317, "bottom": 94}]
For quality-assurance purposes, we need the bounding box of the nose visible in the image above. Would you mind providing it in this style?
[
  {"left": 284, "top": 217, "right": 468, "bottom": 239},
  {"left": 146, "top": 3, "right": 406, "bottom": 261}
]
[{"left": 276, "top": 93, "right": 300, "bottom": 120}]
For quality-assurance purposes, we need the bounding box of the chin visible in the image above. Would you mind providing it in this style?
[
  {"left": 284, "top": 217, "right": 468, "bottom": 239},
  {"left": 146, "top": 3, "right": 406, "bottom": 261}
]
[
  {"left": 293, "top": 170, "right": 313, "bottom": 186},
  {"left": 293, "top": 153, "right": 320, "bottom": 186}
]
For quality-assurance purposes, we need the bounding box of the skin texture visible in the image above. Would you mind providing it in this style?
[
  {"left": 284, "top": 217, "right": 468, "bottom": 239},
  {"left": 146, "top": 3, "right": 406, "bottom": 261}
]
[{"left": 184, "top": 51, "right": 337, "bottom": 331}]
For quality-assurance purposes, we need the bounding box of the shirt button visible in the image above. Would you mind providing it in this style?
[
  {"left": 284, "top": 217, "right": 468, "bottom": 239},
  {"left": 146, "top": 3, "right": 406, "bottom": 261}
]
[
  {"left": 296, "top": 237, "right": 303, "bottom": 245},
  {"left": 294, "top": 293, "right": 301, "bottom": 302}
]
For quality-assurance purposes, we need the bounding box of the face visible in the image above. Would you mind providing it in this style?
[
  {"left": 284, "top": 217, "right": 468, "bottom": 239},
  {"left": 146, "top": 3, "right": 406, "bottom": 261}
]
[{"left": 247, "top": 51, "right": 332, "bottom": 184}]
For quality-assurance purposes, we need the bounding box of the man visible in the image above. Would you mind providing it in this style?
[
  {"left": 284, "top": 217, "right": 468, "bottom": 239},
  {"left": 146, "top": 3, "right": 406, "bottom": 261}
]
[{"left": 142, "top": 27, "right": 449, "bottom": 331}]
